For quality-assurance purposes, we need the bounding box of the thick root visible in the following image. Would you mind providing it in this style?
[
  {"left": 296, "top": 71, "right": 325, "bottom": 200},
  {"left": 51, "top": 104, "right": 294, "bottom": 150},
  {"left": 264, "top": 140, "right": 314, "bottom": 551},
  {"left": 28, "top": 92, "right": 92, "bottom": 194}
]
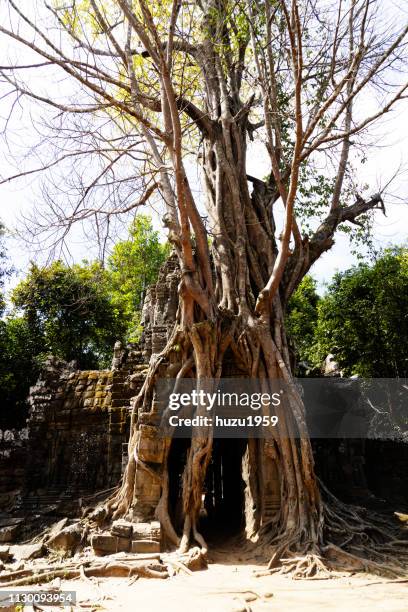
[
  {"left": 261, "top": 483, "right": 408, "bottom": 579},
  {"left": 0, "top": 560, "right": 168, "bottom": 587}
]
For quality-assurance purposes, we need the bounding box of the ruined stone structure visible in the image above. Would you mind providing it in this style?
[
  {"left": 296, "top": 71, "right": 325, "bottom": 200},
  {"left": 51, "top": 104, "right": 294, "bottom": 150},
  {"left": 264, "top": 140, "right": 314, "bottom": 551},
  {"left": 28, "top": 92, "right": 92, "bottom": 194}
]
[
  {"left": 2, "top": 252, "right": 405, "bottom": 550},
  {"left": 25, "top": 350, "right": 143, "bottom": 495},
  {"left": 0, "top": 252, "right": 283, "bottom": 545},
  {"left": 0, "top": 255, "right": 181, "bottom": 513}
]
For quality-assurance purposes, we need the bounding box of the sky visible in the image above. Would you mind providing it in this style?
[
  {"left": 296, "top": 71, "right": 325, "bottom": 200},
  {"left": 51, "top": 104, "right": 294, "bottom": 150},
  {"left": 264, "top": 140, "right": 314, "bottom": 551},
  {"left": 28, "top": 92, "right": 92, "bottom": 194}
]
[{"left": 0, "top": 1, "right": 407, "bottom": 296}]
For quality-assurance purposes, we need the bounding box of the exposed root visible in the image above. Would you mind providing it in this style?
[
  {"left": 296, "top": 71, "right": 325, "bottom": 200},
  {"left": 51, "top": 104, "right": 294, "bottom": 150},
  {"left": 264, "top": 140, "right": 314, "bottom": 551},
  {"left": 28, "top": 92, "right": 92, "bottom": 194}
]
[
  {"left": 0, "top": 560, "right": 168, "bottom": 587},
  {"left": 162, "top": 547, "right": 207, "bottom": 575},
  {"left": 260, "top": 482, "right": 408, "bottom": 579}
]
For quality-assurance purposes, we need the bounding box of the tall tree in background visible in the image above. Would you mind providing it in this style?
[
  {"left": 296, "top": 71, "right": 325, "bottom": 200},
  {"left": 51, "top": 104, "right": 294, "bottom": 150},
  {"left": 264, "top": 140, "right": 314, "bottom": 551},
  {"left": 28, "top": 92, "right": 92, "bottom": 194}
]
[
  {"left": 108, "top": 215, "right": 168, "bottom": 340},
  {"left": 316, "top": 247, "right": 408, "bottom": 378},
  {"left": 1, "top": 0, "right": 407, "bottom": 573},
  {"left": 286, "top": 276, "right": 319, "bottom": 370},
  {"left": 12, "top": 261, "right": 127, "bottom": 369},
  {"left": 0, "top": 222, "right": 8, "bottom": 315}
]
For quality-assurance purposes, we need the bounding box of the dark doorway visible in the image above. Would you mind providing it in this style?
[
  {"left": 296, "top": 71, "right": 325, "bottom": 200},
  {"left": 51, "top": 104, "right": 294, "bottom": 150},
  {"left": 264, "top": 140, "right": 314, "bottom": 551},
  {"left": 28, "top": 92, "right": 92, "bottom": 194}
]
[
  {"left": 201, "top": 438, "right": 247, "bottom": 542},
  {"left": 167, "top": 437, "right": 248, "bottom": 544}
]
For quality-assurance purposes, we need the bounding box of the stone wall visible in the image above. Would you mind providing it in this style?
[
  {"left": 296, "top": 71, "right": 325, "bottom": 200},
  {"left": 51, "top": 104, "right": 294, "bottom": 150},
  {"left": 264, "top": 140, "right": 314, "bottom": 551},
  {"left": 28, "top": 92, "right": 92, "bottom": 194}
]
[
  {"left": 0, "top": 254, "right": 180, "bottom": 513},
  {"left": 141, "top": 252, "right": 180, "bottom": 358},
  {"left": 23, "top": 347, "right": 147, "bottom": 497}
]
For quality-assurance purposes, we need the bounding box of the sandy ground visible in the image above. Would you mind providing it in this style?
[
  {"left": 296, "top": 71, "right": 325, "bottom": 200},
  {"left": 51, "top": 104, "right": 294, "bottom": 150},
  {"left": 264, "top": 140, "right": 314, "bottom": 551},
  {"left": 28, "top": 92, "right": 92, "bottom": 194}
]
[
  {"left": 1, "top": 546, "right": 407, "bottom": 611},
  {"left": 41, "top": 556, "right": 408, "bottom": 612}
]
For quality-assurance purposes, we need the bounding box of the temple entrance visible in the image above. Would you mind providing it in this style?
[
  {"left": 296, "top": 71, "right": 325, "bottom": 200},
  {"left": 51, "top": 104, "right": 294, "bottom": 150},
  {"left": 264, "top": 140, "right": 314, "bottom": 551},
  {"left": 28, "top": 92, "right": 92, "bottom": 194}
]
[
  {"left": 167, "top": 437, "right": 281, "bottom": 545},
  {"left": 200, "top": 438, "right": 247, "bottom": 542},
  {"left": 168, "top": 437, "right": 247, "bottom": 543}
]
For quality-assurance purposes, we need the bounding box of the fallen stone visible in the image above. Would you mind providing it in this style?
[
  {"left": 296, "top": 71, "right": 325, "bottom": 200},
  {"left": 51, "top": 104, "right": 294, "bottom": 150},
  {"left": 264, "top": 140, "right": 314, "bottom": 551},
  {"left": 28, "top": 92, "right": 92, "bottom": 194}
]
[
  {"left": 178, "top": 548, "right": 208, "bottom": 572},
  {"left": 111, "top": 519, "right": 133, "bottom": 539},
  {"left": 0, "top": 525, "right": 19, "bottom": 544},
  {"left": 92, "top": 533, "right": 130, "bottom": 555},
  {"left": 46, "top": 523, "right": 83, "bottom": 554},
  {"left": 0, "top": 545, "right": 11, "bottom": 562},
  {"left": 47, "top": 518, "right": 69, "bottom": 540},
  {"left": 10, "top": 542, "right": 44, "bottom": 561},
  {"left": 131, "top": 521, "right": 161, "bottom": 547},
  {"left": 131, "top": 539, "right": 160, "bottom": 554},
  {"left": 132, "top": 522, "right": 153, "bottom": 540}
]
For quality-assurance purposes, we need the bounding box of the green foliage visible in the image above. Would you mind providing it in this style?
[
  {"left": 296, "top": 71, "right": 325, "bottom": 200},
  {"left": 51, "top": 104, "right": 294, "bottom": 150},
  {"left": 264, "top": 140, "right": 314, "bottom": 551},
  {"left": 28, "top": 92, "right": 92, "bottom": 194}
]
[
  {"left": 286, "top": 276, "right": 320, "bottom": 365},
  {"left": 108, "top": 215, "right": 169, "bottom": 341},
  {"left": 0, "top": 216, "right": 167, "bottom": 425},
  {"left": 0, "top": 226, "right": 36, "bottom": 426},
  {"left": 295, "top": 162, "right": 335, "bottom": 234},
  {"left": 0, "top": 316, "right": 41, "bottom": 427},
  {"left": 315, "top": 247, "right": 408, "bottom": 377},
  {"left": 11, "top": 260, "right": 127, "bottom": 369}
]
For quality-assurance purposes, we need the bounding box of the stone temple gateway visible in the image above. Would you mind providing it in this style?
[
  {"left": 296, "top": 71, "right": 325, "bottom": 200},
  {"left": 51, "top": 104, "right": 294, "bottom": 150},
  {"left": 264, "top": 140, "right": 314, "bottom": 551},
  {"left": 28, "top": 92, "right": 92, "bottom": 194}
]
[
  {"left": 0, "top": 254, "right": 282, "bottom": 550},
  {"left": 1, "top": 256, "right": 406, "bottom": 554}
]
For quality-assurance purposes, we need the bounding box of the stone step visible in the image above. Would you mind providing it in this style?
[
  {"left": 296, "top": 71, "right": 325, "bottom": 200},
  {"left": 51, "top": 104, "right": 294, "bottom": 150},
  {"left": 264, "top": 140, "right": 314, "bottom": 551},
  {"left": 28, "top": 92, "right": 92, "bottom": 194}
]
[{"left": 111, "top": 399, "right": 130, "bottom": 408}]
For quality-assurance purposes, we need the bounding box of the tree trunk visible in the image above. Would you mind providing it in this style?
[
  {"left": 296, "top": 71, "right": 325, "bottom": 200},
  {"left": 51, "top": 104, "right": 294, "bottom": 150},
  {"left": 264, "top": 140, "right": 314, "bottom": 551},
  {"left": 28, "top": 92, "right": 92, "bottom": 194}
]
[
  {"left": 105, "top": 106, "right": 408, "bottom": 578},
  {"left": 106, "top": 118, "right": 328, "bottom": 571}
]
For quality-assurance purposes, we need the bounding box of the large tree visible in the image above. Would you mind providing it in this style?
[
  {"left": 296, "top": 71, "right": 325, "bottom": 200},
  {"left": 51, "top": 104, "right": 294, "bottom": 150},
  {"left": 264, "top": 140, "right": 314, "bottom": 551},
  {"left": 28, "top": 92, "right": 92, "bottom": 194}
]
[
  {"left": 1, "top": 0, "right": 407, "bottom": 574},
  {"left": 108, "top": 214, "right": 169, "bottom": 340},
  {"left": 12, "top": 260, "right": 127, "bottom": 368},
  {"left": 315, "top": 247, "right": 408, "bottom": 378}
]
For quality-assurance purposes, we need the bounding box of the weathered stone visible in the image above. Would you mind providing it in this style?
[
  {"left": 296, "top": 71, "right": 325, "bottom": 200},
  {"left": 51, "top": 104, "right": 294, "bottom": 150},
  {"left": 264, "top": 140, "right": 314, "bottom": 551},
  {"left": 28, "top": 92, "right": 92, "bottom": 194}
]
[
  {"left": 0, "top": 522, "right": 21, "bottom": 543},
  {"left": 10, "top": 542, "right": 44, "bottom": 561},
  {"left": 150, "top": 521, "right": 161, "bottom": 540},
  {"left": 0, "top": 545, "right": 11, "bottom": 561},
  {"left": 132, "top": 521, "right": 161, "bottom": 543},
  {"left": 137, "top": 425, "right": 165, "bottom": 464},
  {"left": 0, "top": 526, "right": 18, "bottom": 542},
  {"left": 47, "top": 518, "right": 69, "bottom": 539},
  {"left": 111, "top": 520, "right": 133, "bottom": 539},
  {"left": 92, "top": 533, "right": 130, "bottom": 555},
  {"left": 131, "top": 522, "right": 151, "bottom": 540},
  {"left": 131, "top": 539, "right": 160, "bottom": 554},
  {"left": 92, "top": 533, "right": 116, "bottom": 554},
  {"left": 46, "top": 523, "right": 82, "bottom": 554}
]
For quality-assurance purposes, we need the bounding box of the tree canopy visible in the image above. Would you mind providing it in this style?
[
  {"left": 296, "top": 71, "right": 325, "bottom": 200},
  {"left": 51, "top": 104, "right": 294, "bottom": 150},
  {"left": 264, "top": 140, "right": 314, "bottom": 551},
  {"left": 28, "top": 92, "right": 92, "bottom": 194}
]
[
  {"left": 12, "top": 260, "right": 126, "bottom": 369},
  {"left": 315, "top": 247, "right": 408, "bottom": 378},
  {"left": 108, "top": 215, "right": 169, "bottom": 339},
  {"left": 1, "top": 0, "right": 406, "bottom": 284},
  {"left": 0, "top": 222, "right": 9, "bottom": 315},
  {"left": 286, "top": 275, "right": 320, "bottom": 368}
]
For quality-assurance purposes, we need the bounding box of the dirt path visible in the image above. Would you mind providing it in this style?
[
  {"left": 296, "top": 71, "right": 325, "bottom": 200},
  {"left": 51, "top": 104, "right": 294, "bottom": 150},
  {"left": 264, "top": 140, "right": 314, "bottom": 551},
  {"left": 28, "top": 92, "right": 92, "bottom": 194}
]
[
  {"left": 1, "top": 542, "right": 407, "bottom": 611},
  {"left": 52, "top": 559, "right": 408, "bottom": 611}
]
